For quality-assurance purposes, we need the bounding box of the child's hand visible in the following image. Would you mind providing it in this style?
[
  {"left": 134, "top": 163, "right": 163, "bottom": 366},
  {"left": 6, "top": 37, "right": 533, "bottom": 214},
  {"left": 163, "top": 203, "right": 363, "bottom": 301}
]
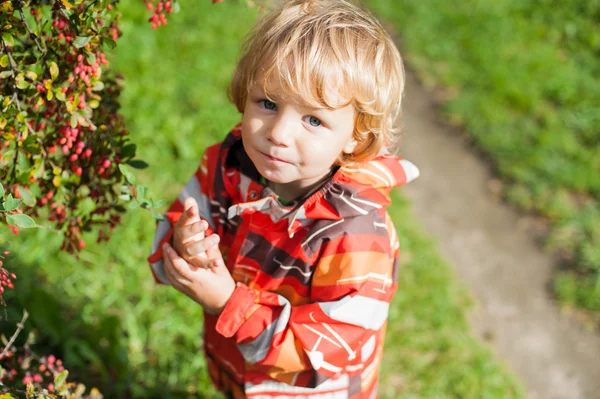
[
  {"left": 173, "top": 197, "right": 221, "bottom": 270},
  {"left": 162, "top": 242, "right": 235, "bottom": 314}
]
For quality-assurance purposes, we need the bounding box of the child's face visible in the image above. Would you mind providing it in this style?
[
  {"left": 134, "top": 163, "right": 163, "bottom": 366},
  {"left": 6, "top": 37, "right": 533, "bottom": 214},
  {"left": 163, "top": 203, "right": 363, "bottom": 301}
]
[{"left": 241, "top": 79, "right": 357, "bottom": 200}]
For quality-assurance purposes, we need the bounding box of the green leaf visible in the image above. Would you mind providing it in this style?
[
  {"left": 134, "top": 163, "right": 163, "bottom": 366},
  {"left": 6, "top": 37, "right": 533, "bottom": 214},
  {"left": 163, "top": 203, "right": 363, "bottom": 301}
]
[
  {"left": 127, "top": 159, "right": 149, "bottom": 169},
  {"left": 6, "top": 214, "right": 36, "bottom": 228},
  {"left": 0, "top": 54, "right": 8, "bottom": 68},
  {"left": 73, "top": 36, "right": 92, "bottom": 49},
  {"left": 70, "top": 113, "right": 78, "bottom": 128},
  {"left": 152, "top": 212, "right": 165, "bottom": 221},
  {"left": 92, "top": 80, "right": 104, "bottom": 91},
  {"left": 135, "top": 185, "right": 147, "bottom": 202},
  {"left": 86, "top": 52, "right": 96, "bottom": 65},
  {"left": 2, "top": 33, "right": 14, "bottom": 47},
  {"left": 105, "top": 38, "right": 116, "bottom": 49},
  {"left": 76, "top": 197, "right": 96, "bottom": 216},
  {"left": 54, "top": 370, "right": 69, "bottom": 390},
  {"left": 3, "top": 194, "right": 22, "bottom": 212},
  {"left": 120, "top": 143, "right": 136, "bottom": 159},
  {"left": 0, "top": 70, "right": 12, "bottom": 78},
  {"left": 118, "top": 164, "right": 136, "bottom": 184},
  {"left": 19, "top": 187, "right": 36, "bottom": 207},
  {"left": 55, "top": 89, "right": 66, "bottom": 102},
  {"left": 128, "top": 201, "right": 139, "bottom": 210},
  {"left": 0, "top": 183, "right": 4, "bottom": 198}
]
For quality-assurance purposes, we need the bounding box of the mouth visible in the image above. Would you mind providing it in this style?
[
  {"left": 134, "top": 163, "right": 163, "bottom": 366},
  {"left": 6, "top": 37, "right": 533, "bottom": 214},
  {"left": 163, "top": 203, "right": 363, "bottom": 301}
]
[{"left": 260, "top": 151, "right": 290, "bottom": 164}]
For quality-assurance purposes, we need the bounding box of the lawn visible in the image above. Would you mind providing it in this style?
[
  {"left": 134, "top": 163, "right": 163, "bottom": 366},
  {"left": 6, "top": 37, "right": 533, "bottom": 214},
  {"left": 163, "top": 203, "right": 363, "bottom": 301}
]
[
  {"left": 1, "top": 0, "right": 524, "bottom": 397},
  {"left": 366, "top": 0, "right": 600, "bottom": 318}
]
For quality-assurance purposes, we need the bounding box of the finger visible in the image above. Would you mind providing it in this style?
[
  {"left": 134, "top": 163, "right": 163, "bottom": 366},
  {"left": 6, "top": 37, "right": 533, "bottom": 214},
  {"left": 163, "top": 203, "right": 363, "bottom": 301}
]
[
  {"left": 176, "top": 197, "right": 201, "bottom": 228},
  {"left": 206, "top": 243, "right": 225, "bottom": 269},
  {"left": 179, "top": 220, "right": 210, "bottom": 244},
  {"left": 183, "top": 234, "right": 220, "bottom": 259}
]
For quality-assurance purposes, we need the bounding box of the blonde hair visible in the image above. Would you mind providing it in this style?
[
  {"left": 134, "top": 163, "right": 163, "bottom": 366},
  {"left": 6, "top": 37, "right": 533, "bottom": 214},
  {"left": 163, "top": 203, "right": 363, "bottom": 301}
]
[{"left": 229, "top": 0, "right": 405, "bottom": 164}]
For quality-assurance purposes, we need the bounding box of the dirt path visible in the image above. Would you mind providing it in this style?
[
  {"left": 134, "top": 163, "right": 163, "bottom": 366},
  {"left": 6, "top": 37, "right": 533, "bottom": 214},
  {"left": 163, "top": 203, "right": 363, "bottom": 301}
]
[{"left": 400, "top": 72, "right": 600, "bottom": 399}]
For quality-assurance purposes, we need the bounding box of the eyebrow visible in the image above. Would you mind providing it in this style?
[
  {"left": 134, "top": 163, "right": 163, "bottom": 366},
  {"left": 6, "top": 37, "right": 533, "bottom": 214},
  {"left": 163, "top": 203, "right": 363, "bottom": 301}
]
[{"left": 249, "top": 84, "right": 345, "bottom": 113}]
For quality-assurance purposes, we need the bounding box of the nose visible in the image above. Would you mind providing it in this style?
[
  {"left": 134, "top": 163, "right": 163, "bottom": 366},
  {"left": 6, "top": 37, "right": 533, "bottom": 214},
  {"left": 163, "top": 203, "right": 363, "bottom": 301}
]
[{"left": 266, "top": 112, "right": 294, "bottom": 147}]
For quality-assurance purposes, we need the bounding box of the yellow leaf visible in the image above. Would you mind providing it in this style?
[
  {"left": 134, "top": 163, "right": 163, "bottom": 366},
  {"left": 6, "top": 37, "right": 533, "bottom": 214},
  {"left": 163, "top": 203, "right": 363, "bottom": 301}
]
[
  {"left": 0, "top": 54, "right": 8, "bottom": 68},
  {"left": 0, "top": 2, "right": 13, "bottom": 14},
  {"left": 53, "top": 167, "right": 61, "bottom": 175},
  {"left": 47, "top": 89, "right": 54, "bottom": 101},
  {"left": 26, "top": 71, "right": 37, "bottom": 81},
  {"left": 49, "top": 62, "right": 59, "bottom": 80},
  {"left": 61, "top": 0, "right": 74, "bottom": 9},
  {"left": 53, "top": 176, "right": 61, "bottom": 187},
  {"left": 0, "top": 117, "right": 6, "bottom": 129}
]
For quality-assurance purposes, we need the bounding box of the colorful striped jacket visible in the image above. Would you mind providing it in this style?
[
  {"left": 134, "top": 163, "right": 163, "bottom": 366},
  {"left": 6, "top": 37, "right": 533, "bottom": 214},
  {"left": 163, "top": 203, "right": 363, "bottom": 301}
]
[{"left": 148, "top": 125, "right": 419, "bottom": 399}]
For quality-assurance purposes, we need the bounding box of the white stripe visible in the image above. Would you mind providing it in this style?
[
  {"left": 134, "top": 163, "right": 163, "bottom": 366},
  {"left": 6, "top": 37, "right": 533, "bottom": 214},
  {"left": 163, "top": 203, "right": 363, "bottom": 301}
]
[
  {"left": 339, "top": 191, "right": 369, "bottom": 215},
  {"left": 239, "top": 174, "right": 252, "bottom": 201},
  {"left": 346, "top": 363, "right": 364, "bottom": 372},
  {"left": 245, "top": 375, "right": 349, "bottom": 398},
  {"left": 301, "top": 219, "right": 345, "bottom": 247},
  {"left": 274, "top": 258, "right": 312, "bottom": 277},
  {"left": 319, "top": 295, "right": 390, "bottom": 330},
  {"left": 371, "top": 161, "right": 395, "bottom": 187},
  {"left": 302, "top": 325, "right": 342, "bottom": 348},
  {"left": 350, "top": 194, "right": 382, "bottom": 209},
  {"left": 373, "top": 222, "right": 387, "bottom": 229},
  {"left": 337, "top": 272, "right": 393, "bottom": 286},
  {"left": 344, "top": 166, "right": 389, "bottom": 186},
  {"left": 321, "top": 321, "right": 356, "bottom": 360},
  {"left": 400, "top": 159, "right": 420, "bottom": 183}
]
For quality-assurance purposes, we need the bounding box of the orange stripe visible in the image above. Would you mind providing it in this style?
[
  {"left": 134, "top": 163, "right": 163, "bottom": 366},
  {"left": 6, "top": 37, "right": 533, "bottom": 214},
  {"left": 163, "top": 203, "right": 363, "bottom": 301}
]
[{"left": 312, "top": 251, "right": 392, "bottom": 287}]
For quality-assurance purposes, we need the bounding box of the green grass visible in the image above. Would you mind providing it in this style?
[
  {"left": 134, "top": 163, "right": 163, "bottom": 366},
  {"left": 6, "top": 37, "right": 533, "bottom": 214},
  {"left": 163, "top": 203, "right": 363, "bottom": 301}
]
[
  {"left": 366, "top": 0, "right": 600, "bottom": 317},
  {"left": 0, "top": 0, "right": 523, "bottom": 397}
]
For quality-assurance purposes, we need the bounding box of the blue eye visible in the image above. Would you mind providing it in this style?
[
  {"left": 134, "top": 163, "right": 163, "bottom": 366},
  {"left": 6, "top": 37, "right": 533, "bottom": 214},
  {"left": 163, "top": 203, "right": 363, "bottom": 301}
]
[
  {"left": 260, "top": 99, "right": 277, "bottom": 111},
  {"left": 307, "top": 116, "right": 321, "bottom": 127}
]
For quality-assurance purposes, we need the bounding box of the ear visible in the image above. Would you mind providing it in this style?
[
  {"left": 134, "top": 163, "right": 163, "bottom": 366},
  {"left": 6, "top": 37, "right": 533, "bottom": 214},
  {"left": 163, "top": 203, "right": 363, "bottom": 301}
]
[{"left": 343, "top": 138, "right": 358, "bottom": 155}]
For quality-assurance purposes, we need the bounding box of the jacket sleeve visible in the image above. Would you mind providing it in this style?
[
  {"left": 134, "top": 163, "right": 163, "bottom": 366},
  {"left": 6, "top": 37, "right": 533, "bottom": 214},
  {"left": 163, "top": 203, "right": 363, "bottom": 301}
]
[
  {"left": 147, "top": 150, "right": 216, "bottom": 284},
  {"left": 215, "top": 217, "right": 400, "bottom": 385}
]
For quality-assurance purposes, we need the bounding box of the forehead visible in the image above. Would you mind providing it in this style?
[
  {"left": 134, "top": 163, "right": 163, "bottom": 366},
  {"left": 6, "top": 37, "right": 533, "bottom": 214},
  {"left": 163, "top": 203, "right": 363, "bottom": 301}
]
[{"left": 250, "top": 69, "right": 353, "bottom": 110}]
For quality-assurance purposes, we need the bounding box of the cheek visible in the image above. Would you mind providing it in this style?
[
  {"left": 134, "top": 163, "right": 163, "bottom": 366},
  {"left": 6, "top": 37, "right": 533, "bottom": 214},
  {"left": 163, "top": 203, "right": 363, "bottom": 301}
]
[
  {"left": 242, "top": 113, "right": 266, "bottom": 139},
  {"left": 297, "top": 140, "right": 338, "bottom": 168}
]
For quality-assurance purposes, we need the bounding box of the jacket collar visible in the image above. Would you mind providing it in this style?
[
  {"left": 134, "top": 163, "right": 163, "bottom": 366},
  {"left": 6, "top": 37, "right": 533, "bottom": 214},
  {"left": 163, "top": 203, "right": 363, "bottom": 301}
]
[{"left": 220, "top": 125, "right": 419, "bottom": 236}]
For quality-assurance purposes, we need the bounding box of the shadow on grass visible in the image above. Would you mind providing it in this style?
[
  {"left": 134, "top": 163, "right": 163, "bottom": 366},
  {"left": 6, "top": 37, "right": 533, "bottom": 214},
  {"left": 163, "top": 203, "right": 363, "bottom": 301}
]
[{"left": 0, "top": 248, "right": 221, "bottom": 399}]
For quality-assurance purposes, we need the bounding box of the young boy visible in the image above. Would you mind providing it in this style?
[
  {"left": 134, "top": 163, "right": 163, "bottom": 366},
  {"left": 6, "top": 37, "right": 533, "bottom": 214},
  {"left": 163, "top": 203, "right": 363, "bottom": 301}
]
[{"left": 147, "top": 0, "right": 419, "bottom": 397}]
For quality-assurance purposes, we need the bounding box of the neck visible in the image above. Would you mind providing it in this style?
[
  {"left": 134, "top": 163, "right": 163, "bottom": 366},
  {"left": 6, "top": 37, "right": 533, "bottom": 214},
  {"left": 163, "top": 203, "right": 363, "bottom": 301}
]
[{"left": 268, "top": 170, "right": 334, "bottom": 203}]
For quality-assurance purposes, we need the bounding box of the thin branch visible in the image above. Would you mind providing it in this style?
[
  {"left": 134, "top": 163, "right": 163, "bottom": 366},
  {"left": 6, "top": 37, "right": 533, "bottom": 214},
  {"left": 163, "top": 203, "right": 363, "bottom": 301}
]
[
  {"left": 16, "top": 1, "right": 46, "bottom": 54},
  {"left": 0, "top": 309, "right": 29, "bottom": 359}
]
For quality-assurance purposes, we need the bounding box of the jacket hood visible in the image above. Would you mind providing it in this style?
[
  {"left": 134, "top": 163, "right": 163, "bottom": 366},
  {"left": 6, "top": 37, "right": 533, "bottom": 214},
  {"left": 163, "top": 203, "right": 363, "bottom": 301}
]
[{"left": 221, "top": 127, "right": 419, "bottom": 236}]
